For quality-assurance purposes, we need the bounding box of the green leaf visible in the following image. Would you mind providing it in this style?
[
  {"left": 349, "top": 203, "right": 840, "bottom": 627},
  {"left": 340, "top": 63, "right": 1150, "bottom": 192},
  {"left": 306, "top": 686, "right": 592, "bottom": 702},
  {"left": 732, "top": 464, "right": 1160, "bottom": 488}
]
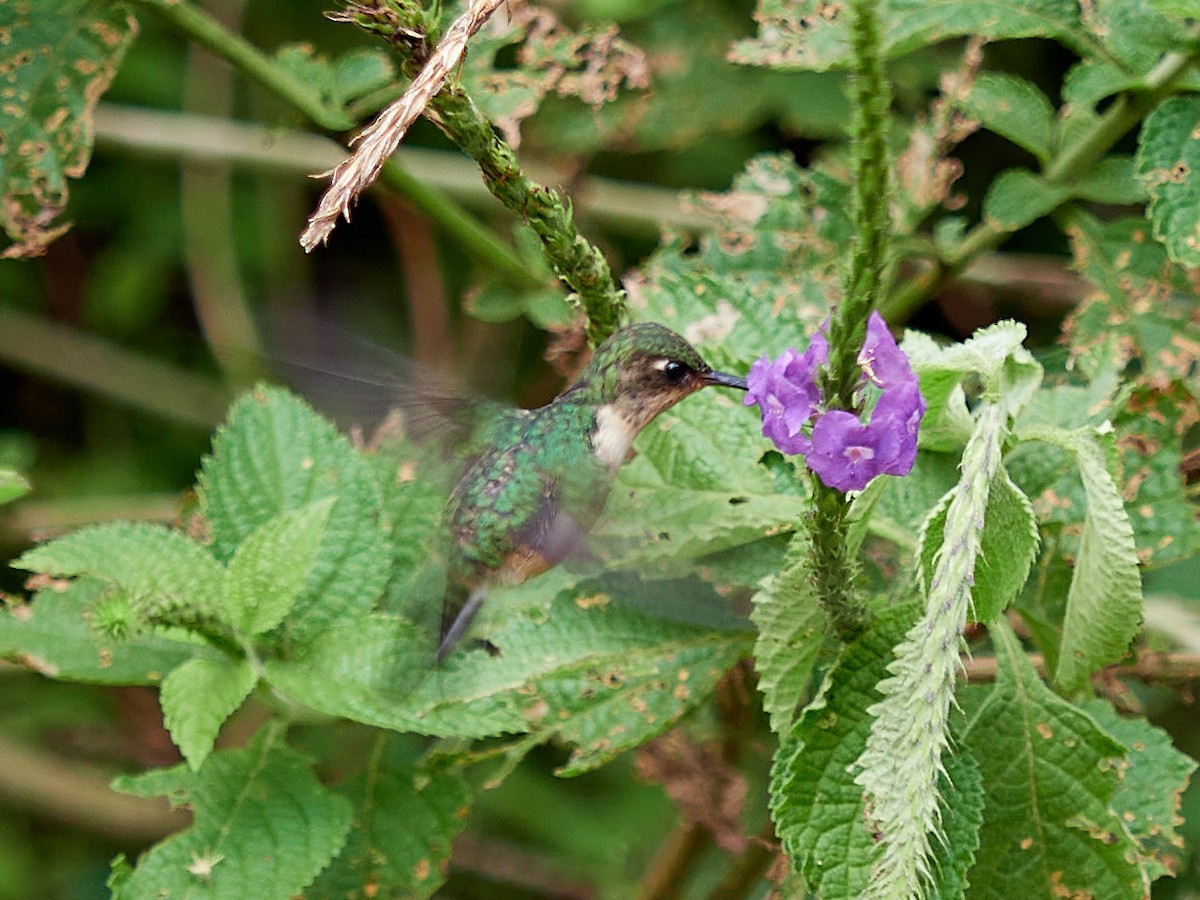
[
  {"left": 0, "top": 578, "right": 201, "bottom": 684},
  {"left": 331, "top": 48, "right": 396, "bottom": 105},
  {"left": 223, "top": 498, "right": 335, "bottom": 635},
  {"left": 15, "top": 521, "right": 225, "bottom": 622},
  {"left": 0, "top": 0, "right": 137, "bottom": 257},
  {"left": 595, "top": 389, "right": 805, "bottom": 566},
  {"left": 1081, "top": 699, "right": 1197, "bottom": 881},
  {"left": 983, "top": 169, "right": 1071, "bottom": 232},
  {"left": 1135, "top": 95, "right": 1200, "bottom": 267},
  {"left": 962, "top": 621, "right": 1151, "bottom": 899},
  {"left": 732, "top": 0, "right": 1091, "bottom": 72},
  {"left": 1019, "top": 426, "right": 1143, "bottom": 695},
  {"left": 630, "top": 153, "right": 852, "bottom": 362},
  {"left": 159, "top": 656, "right": 257, "bottom": 771},
  {"left": 311, "top": 737, "right": 471, "bottom": 899},
  {"left": 751, "top": 531, "right": 830, "bottom": 735},
  {"left": 0, "top": 468, "right": 30, "bottom": 505},
  {"left": 1072, "top": 155, "right": 1146, "bottom": 205},
  {"left": 267, "top": 577, "right": 752, "bottom": 773},
  {"left": 918, "top": 467, "right": 1039, "bottom": 623},
  {"left": 956, "top": 72, "right": 1054, "bottom": 163},
  {"left": 930, "top": 748, "right": 985, "bottom": 900},
  {"left": 770, "top": 605, "right": 918, "bottom": 897},
  {"left": 902, "top": 320, "right": 1043, "bottom": 420},
  {"left": 1063, "top": 211, "right": 1200, "bottom": 389},
  {"left": 199, "top": 386, "right": 390, "bottom": 643},
  {"left": 1085, "top": 0, "right": 1200, "bottom": 72},
  {"left": 112, "top": 726, "right": 351, "bottom": 899}
]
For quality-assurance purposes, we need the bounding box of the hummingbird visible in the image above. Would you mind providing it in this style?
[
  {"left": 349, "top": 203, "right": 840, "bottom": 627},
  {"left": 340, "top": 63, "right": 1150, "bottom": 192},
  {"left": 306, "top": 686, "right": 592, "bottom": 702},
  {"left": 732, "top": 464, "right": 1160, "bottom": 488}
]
[{"left": 437, "top": 322, "right": 748, "bottom": 660}]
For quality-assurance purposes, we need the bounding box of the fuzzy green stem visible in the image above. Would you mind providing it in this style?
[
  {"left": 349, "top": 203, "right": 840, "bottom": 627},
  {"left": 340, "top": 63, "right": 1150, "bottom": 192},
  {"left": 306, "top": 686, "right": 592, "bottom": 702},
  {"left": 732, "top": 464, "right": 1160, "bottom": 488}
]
[
  {"left": 805, "top": 0, "right": 892, "bottom": 640},
  {"left": 427, "top": 85, "right": 628, "bottom": 344},
  {"left": 129, "top": 0, "right": 540, "bottom": 288},
  {"left": 881, "top": 45, "right": 1200, "bottom": 323}
]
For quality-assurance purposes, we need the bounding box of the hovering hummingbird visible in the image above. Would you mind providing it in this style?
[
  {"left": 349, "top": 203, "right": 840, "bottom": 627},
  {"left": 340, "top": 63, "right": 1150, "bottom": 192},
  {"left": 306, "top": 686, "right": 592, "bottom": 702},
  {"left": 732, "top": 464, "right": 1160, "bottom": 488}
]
[{"left": 437, "top": 322, "right": 748, "bottom": 659}]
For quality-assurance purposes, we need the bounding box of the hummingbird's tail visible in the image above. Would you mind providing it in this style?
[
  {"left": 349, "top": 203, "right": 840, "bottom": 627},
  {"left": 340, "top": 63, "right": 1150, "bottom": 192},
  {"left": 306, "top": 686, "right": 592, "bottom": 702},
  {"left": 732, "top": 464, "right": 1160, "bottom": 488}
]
[{"left": 437, "top": 584, "right": 487, "bottom": 662}]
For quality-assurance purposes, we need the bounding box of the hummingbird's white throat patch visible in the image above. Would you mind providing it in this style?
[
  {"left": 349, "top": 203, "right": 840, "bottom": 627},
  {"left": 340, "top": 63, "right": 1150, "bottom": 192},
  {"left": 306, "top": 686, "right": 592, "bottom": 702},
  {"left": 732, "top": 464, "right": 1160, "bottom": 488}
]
[{"left": 592, "top": 404, "right": 638, "bottom": 469}]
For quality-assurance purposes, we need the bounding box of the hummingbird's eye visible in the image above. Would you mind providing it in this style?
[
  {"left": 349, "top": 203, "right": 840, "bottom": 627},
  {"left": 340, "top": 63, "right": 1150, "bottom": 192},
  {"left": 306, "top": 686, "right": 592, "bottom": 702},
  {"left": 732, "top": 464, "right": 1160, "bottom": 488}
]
[{"left": 661, "top": 360, "right": 689, "bottom": 384}]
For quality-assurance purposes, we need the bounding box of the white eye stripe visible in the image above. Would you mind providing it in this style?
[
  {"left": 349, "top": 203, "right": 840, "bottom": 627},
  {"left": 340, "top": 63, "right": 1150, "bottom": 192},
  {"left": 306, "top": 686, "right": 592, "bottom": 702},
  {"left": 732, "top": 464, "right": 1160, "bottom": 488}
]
[{"left": 651, "top": 359, "right": 671, "bottom": 371}]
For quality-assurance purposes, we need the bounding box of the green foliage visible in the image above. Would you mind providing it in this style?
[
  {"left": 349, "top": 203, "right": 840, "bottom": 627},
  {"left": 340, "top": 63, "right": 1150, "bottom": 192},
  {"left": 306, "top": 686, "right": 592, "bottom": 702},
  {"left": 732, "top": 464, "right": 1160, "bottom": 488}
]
[
  {"left": 111, "top": 726, "right": 352, "bottom": 899},
  {"left": 198, "top": 386, "right": 390, "bottom": 643},
  {"left": 0, "top": 469, "right": 30, "bottom": 505},
  {"left": 961, "top": 623, "right": 1166, "bottom": 898},
  {"left": 160, "top": 656, "right": 256, "bottom": 771},
  {"left": 1136, "top": 95, "right": 1200, "bottom": 267},
  {"left": 2, "top": 0, "right": 1199, "bottom": 895},
  {"left": 0, "top": 0, "right": 136, "bottom": 257},
  {"left": 311, "top": 736, "right": 471, "bottom": 899},
  {"left": 751, "top": 531, "right": 829, "bottom": 735},
  {"left": 955, "top": 73, "right": 1055, "bottom": 164}
]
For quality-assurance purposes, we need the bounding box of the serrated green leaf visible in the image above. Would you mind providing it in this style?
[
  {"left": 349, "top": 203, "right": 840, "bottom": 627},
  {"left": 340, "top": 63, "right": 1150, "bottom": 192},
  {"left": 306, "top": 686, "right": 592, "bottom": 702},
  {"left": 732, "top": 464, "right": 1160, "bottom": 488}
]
[
  {"left": 594, "top": 389, "right": 805, "bottom": 566},
  {"left": 1073, "top": 155, "right": 1146, "bottom": 205},
  {"left": 962, "top": 621, "right": 1150, "bottom": 899},
  {"left": 199, "top": 386, "right": 390, "bottom": 643},
  {"left": 1086, "top": 0, "right": 1200, "bottom": 72},
  {"left": 0, "top": 0, "right": 136, "bottom": 257},
  {"left": 751, "top": 531, "right": 830, "bottom": 735},
  {"left": 0, "top": 468, "right": 30, "bottom": 505},
  {"left": 1064, "top": 211, "right": 1200, "bottom": 391},
  {"left": 770, "top": 605, "right": 918, "bottom": 897},
  {"left": 112, "top": 726, "right": 351, "bottom": 899},
  {"left": 223, "top": 498, "right": 335, "bottom": 636},
  {"left": 1081, "top": 698, "right": 1197, "bottom": 880},
  {"left": 267, "top": 578, "right": 751, "bottom": 771},
  {"left": 15, "top": 521, "right": 224, "bottom": 621},
  {"left": 1135, "top": 95, "right": 1200, "bottom": 267},
  {"left": 902, "top": 321, "right": 1042, "bottom": 419},
  {"left": 956, "top": 72, "right": 1054, "bottom": 163},
  {"left": 0, "top": 578, "right": 202, "bottom": 684},
  {"left": 929, "top": 748, "right": 985, "bottom": 900},
  {"left": 629, "top": 154, "right": 851, "bottom": 361},
  {"left": 918, "top": 467, "right": 1039, "bottom": 622},
  {"left": 160, "top": 656, "right": 257, "bottom": 771},
  {"left": 732, "top": 0, "right": 1091, "bottom": 72},
  {"left": 983, "top": 169, "right": 1071, "bottom": 232},
  {"left": 1020, "top": 426, "right": 1143, "bottom": 695},
  {"left": 311, "top": 736, "right": 470, "bottom": 900}
]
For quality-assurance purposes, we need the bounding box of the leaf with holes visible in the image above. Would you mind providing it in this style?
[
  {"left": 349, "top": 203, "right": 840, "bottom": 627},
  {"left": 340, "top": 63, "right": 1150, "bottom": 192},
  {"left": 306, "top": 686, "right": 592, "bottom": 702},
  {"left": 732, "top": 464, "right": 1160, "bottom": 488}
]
[
  {"left": 1136, "top": 95, "right": 1200, "bottom": 267},
  {"left": 0, "top": 0, "right": 136, "bottom": 256}
]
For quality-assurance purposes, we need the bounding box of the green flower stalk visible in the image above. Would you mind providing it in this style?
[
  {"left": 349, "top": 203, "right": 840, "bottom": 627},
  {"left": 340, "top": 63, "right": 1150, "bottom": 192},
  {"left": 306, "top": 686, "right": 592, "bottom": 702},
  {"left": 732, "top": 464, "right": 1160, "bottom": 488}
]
[{"left": 853, "top": 401, "right": 1006, "bottom": 898}]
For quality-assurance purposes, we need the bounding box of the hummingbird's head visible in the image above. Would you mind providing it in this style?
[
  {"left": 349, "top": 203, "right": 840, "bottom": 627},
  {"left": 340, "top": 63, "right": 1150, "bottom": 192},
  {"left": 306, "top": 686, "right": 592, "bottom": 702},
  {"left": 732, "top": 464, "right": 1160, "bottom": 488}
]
[{"left": 577, "top": 324, "right": 748, "bottom": 454}]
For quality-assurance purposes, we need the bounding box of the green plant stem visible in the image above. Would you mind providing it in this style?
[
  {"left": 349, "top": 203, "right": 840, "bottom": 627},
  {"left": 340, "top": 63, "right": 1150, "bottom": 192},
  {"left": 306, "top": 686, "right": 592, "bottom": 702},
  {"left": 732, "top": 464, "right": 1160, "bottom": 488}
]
[
  {"left": 881, "top": 47, "right": 1200, "bottom": 323},
  {"left": 0, "top": 307, "right": 232, "bottom": 427},
  {"left": 129, "top": 0, "right": 540, "bottom": 288},
  {"left": 93, "top": 104, "right": 697, "bottom": 235},
  {"left": 806, "top": 0, "right": 890, "bottom": 641},
  {"left": 427, "top": 84, "right": 627, "bottom": 344}
]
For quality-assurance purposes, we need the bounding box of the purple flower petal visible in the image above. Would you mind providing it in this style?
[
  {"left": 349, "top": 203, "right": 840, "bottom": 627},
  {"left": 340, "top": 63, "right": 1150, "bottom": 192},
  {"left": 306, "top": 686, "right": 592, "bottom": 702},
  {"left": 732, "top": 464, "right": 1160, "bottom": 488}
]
[
  {"left": 807, "top": 410, "right": 902, "bottom": 491},
  {"left": 858, "top": 312, "right": 915, "bottom": 389}
]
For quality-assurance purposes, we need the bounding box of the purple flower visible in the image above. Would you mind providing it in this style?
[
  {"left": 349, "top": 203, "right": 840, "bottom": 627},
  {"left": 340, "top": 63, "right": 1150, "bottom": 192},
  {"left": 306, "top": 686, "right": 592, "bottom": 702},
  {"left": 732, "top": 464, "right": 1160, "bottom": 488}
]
[
  {"left": 744, "top": 336, "right": 828, "bottom": 455},
  {"left": 807, "top": 410, "right": 906, "bottom": 491},
  {"left": 857, "top": 311, "right": 916, "bottom": 388},
  {"left": 744, "top": 312, "right": 925, "bottom": 491}
]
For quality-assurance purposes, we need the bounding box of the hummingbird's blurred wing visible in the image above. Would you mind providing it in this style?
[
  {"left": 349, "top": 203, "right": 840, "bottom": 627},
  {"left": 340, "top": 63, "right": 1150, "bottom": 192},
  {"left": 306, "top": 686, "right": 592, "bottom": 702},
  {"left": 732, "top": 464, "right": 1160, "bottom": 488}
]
[{"left": 262, "top": 311, "right": 510, "bottom": 455}]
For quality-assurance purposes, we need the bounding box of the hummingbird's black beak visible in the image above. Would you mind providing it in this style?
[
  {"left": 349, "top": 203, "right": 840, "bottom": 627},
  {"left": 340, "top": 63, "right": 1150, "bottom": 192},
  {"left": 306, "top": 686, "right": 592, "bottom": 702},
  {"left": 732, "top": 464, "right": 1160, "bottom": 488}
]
[{"left": 705, "top": 370, "right": 749, "bottom": 391}]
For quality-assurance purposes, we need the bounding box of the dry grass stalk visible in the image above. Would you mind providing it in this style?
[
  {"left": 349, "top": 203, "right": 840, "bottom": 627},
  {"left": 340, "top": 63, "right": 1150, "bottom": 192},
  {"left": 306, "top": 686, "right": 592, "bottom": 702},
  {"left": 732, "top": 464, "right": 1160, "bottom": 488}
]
[{"left": 299, "top": 0, "right": 507, "bottom": 251}]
